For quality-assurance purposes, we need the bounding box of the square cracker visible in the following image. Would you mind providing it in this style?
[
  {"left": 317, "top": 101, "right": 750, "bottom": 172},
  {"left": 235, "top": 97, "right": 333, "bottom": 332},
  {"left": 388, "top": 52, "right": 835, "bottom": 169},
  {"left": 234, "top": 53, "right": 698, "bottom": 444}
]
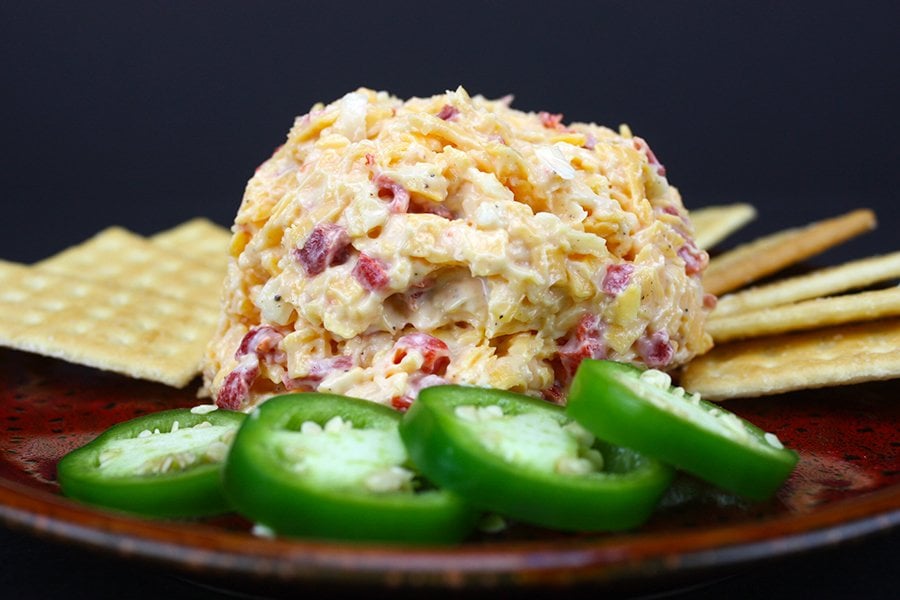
[
  {"left": 38, "top": 226, "right": 222, "bottom": 309},
  {"left": 679, "top": 318, "right": 900, "bottom": 400},
  {"left": 0, "top": 261, "right": 216, "bottom": 387},
  {"left": 151, "top": 217, "right": 231, "bottom": 273}
]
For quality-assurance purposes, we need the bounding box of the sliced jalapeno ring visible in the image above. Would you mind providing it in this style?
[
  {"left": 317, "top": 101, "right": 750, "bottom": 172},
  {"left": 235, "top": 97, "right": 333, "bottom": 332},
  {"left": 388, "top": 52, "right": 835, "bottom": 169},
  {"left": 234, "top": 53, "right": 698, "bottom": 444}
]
[
  {"left": 566, "top": 359, "right": 799, "bottom": 501},
  {"left": 399, "top": 385, "right": 674, "bottom": 532},
  {"left": 222, "top": 393, "right": 478, "bottom": 544},
  {"left": 57, "top": 408, "right": 246, "bottom": 518}
]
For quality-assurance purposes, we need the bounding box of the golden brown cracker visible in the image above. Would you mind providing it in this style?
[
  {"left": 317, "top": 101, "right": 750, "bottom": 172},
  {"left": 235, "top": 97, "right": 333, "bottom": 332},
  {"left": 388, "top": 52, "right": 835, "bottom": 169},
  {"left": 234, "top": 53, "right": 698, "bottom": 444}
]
[
  {"left": 713, "top": 251, "right": 900, "bottom": 317},
  {"left": 702, "top": 209, "right": 876, "bottom": 296},
  {"left": 706, "top": 286, "right": 900, "bottom": 342},
  {"left": 0, "top": 261, "right": 216, "bottom": 387},
  {"left": 690, "top": 203, "right": 757, "bottom": 250},
  {"left": 680, "top": 318, "right": 900, "bottom": 400},
  {"left": 37, "top": 226, "right": 222, "bottom": 308},
  {"left": 151, "top": 217, "right": 231, "bottom": 272}
]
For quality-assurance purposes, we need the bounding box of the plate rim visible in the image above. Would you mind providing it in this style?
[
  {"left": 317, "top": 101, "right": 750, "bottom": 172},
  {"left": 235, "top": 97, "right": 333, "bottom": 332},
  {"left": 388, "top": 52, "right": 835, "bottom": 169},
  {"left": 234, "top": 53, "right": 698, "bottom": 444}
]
[{"left": 2, "top": 474, "right": 898, "bottom": 590}]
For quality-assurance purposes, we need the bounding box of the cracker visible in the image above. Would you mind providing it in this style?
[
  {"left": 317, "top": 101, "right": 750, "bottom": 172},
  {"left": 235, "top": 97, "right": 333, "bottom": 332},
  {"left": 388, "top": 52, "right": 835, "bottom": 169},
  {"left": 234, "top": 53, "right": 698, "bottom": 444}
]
[
  {"left": 0, "top": 261, "right": 216, "bottom": 387},
  {"left": 689, "top": 203, "right": 757, "bottom": 250},
  {"left": 37, "top": 226, "right": 221, "bottom": 308},
  {"left": 702, "top": 209, "right": 876, "bottom": 296},
  {"left": 714, "top": 251, "right": 900, "bottom": 317},
  {"left": 151, "top": 217, "right": 231, "bottom": 272},
  {"left": 706, "top": 286, "right": 900, "bottom": 342},
  {"left": 679, "top": 318, "right": 900, "bottom": 400}
]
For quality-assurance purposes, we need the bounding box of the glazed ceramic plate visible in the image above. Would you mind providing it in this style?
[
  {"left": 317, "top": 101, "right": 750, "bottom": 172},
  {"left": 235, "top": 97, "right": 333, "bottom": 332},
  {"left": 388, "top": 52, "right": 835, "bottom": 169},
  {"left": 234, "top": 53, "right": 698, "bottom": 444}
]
[{"left": 1, "top": 348, "right": 898, "bottom": 596}]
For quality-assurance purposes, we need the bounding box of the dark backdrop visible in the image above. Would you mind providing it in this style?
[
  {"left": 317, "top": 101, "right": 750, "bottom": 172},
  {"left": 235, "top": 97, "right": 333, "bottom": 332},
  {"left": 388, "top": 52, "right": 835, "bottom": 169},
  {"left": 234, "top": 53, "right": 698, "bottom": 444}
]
[
  {"left": 1, "top": 2, "right": 898, "bottom": 598},
  {"left": 2, "top": 1, "right": 898, "bottom": 263}
]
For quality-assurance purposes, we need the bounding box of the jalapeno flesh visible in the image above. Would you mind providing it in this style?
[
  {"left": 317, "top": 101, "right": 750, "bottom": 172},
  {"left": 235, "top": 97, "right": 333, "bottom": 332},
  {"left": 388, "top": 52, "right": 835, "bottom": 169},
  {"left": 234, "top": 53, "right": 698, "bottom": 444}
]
[
  {"left": 399, "top": 385, "right": 674, "bottom": 532},
  {"left": 222, "top": 393, "right": 478, "bottom": 544},
  {"left": 566, "top": 360, "right": 799, "bottom": 500},
  {"left": 57, "top": 408, "right": 245, "bottom": 518}
]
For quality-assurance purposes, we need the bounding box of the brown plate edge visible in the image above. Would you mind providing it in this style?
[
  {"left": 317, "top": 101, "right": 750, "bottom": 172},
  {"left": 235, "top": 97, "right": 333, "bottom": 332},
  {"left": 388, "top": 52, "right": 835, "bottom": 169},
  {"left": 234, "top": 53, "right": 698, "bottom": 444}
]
[{"left": 1, "top": 475, "right": 898, "bottom": 591}]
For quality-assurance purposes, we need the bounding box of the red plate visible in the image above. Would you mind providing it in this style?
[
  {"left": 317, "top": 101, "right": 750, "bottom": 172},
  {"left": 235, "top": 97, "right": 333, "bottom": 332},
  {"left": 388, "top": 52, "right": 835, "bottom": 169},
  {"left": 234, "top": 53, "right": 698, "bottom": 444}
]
[{"left": 1, "top": 347, "right": 898, "bottom": 595}]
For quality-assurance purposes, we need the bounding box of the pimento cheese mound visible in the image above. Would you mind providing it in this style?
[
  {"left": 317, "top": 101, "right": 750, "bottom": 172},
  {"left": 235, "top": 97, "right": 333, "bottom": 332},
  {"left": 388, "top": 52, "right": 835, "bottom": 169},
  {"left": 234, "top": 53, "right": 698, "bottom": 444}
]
[{"left": 202, "top": 87, "right": 713, "bottom": 411}]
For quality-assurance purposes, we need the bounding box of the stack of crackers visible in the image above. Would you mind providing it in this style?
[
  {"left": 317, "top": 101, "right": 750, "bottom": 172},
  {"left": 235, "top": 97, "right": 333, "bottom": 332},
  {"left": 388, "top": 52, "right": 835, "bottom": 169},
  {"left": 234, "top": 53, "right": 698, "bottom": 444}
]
[
  {"left": 681, "top": 206, "right": 900, "bottom": 400},
  {"left": 0, "top": 219, "right": 231, "bottom": 388}
]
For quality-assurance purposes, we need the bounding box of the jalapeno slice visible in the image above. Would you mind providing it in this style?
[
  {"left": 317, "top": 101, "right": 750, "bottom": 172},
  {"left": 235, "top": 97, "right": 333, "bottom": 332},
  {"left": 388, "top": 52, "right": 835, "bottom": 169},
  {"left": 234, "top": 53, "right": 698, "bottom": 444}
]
[
  {"left": 566, "top": 360, "right": 799, "bottom": 500},
  {"left": 222, "top": 393, "right": 478, "bottom": 544},
  {"left": 57, "top": 408, "right": 245, "bottom": 518},
  {"left": 399, "top": 385, "right": 674, "bottom": 532}
]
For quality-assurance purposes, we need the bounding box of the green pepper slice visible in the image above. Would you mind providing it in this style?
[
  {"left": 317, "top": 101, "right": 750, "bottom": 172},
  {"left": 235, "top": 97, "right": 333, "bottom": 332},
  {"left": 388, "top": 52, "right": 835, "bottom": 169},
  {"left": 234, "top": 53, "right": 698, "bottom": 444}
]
[
  {"left": 399, "top": 385, "right": 674, "bottom": 532},
  {"left": 57, "top": 407, "right": 245, "bottom": 518},
  {"left": 566, "top": 360, "right": 799, "bottom": 501},
  {"left": 222, "top": 393, "right": 478, "bottom": 544}
]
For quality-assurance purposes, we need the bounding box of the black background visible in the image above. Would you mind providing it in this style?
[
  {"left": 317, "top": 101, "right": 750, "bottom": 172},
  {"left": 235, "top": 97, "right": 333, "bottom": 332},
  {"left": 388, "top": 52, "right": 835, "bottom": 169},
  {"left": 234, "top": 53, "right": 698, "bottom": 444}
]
[
  {"left": 2, "top": 0, "right": 899, "bottom": 261},
  {"left": 1, "top": 1, "right": 898, "bottom": 598}
]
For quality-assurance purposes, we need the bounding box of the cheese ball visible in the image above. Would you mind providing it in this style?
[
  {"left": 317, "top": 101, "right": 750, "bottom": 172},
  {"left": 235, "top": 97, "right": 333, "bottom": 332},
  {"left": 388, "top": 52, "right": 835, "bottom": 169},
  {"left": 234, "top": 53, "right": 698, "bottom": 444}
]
[{"left": 202, "top": 87, "right": 713, "bottom": 411}]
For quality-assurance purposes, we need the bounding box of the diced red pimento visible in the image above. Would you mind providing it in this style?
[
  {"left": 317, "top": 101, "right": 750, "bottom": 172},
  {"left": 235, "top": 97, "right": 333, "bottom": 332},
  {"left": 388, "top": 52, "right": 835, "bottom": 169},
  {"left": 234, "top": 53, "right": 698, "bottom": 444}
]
[
  {"left": 557, "top": 313, "right": 608, "bottom": 380},
  {"left": 392, "top": 374, "right": 448, "bottom": 412},
  {"left": 678, "top": 238, "right": 708, "bottom": 276},
  {"left": 541, "top": 359, "right": 568, "bottom": 404},
  {"left": 390, "top": 396, "right": 414, "bottom": 411},
  {"left": 636, "top": 329, "right": 674, "bottom": 369},
  {"left": 632, "top": 136, "right": 667, "bottom": 177},
  {"left": 283, "top": 355, "right": 353, "bottom": 391},
  {"left": 662, "top": 205, "right": 679, "bottom": 216},
  {"left": 365, "top": 155, "right": 410, "bottom": 214},
  {"left": 402, "top": 278, "right": 434, "bottom": 311},
  {"left": 293, "top": 224, "right": 351, "bottom": 277},
  {"left": 539, "top": 111, "right": 564, "bottom": 129},
  {"left": 409, "top": 198, "right": 455, "bottom": 219},
  {"left": 392, "top": 333, "right": 451, "bottom": 376},
  {"left": 216, "top": 325, "right": 289, "bottom": 410},
  {"left": 437, "top": 104, "right": 460, "bottom": 121},
  {"left": 661, "top": 205, "right": 690, "bottom": 226},
  {"left": 236, "top": 325, "right": 285, "bottom": 362},
  {"left": 217, "top": 360, "right": 260, "bottom": 410},
  {"left": 389, "top": 334, "right": 451, "bottom": 412},
  {"left": 602, "top": 263, "right": 635, "bottom": 295},
  {"left": 374, "top": 173, "right": 410, "bottom": 213},
  {"left": 353, "top": 253, "right": 390, "bottom": 291}
]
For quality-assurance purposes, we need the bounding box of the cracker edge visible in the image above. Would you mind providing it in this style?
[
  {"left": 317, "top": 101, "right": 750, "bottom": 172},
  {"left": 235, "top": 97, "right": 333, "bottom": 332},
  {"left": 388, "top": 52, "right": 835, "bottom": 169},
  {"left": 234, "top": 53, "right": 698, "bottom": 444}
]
[
  {"left": 679, "top": 318, "right": 900, "bottom": 400},
  {"left": 707, "top": 286, "right": 900, "bottom": 342},
  {"left": 690, "top": 203, "right": 758, "bottom": 250},
  {"left": 702, "top": 209, "right": 876, "bottom": 296},
  {"left": 713, "top": 251, "right": 900, "bottom": 317},
  {"left": 0, "top": 261, "right": 215, "bottom": 387}
]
